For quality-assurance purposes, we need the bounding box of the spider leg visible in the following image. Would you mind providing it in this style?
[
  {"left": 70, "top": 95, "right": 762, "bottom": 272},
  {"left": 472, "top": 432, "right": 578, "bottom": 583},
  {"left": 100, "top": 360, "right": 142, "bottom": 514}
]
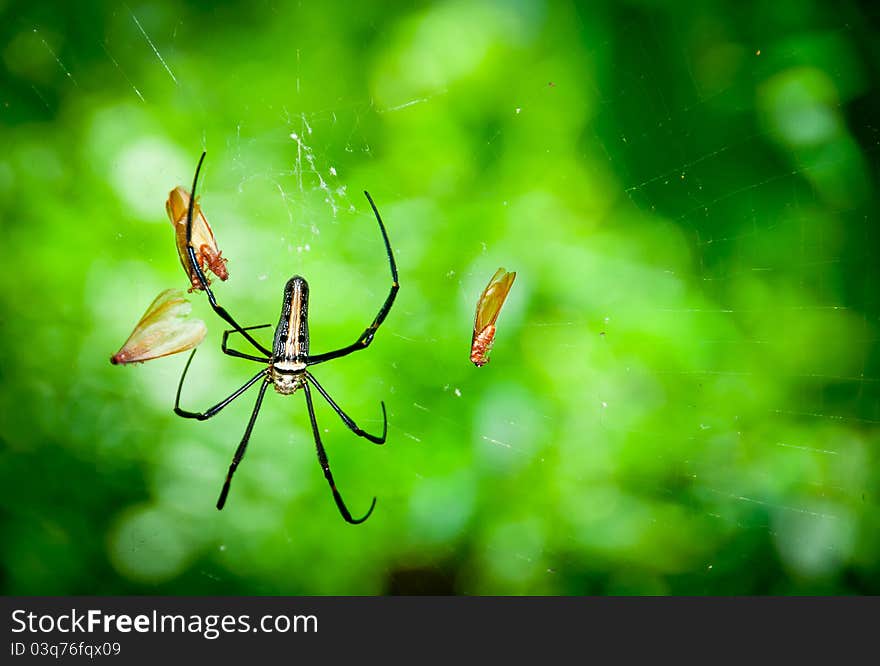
[
  {"left": 185, "top": 152, "right": 272, "bottom": 357},
  {"left": 174, "top": 348, "right": 268, "bottom": 420},
  {"left": 307, "top": 191, "right": 398, "bottom": 365},
  {"left": 222, "top": 324, "right": 272, "bottom": 362},
  {"left": 305, "top": 372, "right": 387, "bottom": 444},
  {"left": 302, "top": 381, "right": 376, "bottom": 524},
  {"left": 216, "top": 377, "right": 271, "bottom": 510}
]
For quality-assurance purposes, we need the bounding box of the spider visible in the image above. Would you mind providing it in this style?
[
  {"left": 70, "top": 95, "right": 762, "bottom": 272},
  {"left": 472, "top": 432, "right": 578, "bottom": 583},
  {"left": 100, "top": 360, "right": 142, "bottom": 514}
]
[{"left": 174, "top": 152, "right": 398, "bottom": 524}]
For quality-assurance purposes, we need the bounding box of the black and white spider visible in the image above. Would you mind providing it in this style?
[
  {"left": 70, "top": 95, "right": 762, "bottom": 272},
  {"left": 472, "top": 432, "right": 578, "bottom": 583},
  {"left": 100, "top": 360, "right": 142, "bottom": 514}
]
[{"left": 174, "top": 152, "right": 398, "bottom": 524}]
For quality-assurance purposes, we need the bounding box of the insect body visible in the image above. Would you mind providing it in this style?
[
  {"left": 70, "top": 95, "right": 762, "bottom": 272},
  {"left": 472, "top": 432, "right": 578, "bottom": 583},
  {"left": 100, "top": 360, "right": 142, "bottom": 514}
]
[
  {"left": 166, "top": 185, "right": 228, "bottom": 292},
  {"left": 470, "top": 267, "right": 516, "bottom": 367},
  {"left": 110, "top": 289, "right": 206, "bottom": 365},
  {"left": 174, "top": 153, "right": 398, "bottom": 524}
]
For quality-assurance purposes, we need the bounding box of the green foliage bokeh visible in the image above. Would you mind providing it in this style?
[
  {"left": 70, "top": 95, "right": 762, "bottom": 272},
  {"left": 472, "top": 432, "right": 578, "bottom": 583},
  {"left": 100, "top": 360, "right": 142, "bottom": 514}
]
[{"left": 1, "top": 0, "right": 879, "bottom": 594}]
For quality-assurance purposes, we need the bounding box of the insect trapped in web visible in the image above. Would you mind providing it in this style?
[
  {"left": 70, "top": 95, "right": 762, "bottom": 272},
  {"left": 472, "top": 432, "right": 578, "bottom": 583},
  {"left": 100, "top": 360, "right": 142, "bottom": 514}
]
[
  {"left": 471, "top": 267, "right": 517, "bottom": 367},
  {"left": 166, "top": 185, "right": 229, "bottom": 292}
]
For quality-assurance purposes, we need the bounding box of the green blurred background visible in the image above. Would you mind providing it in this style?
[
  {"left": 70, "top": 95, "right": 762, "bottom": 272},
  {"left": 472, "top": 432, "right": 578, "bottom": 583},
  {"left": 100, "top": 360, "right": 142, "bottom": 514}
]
[{"left": 1, "top": 0, "right": 879, "bottom": 595}]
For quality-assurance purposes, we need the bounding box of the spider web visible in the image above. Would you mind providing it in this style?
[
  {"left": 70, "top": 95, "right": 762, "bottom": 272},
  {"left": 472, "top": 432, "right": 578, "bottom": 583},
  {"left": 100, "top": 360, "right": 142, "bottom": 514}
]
[{"left": 1, "top": 1, "right": 878, "bottom": 595}]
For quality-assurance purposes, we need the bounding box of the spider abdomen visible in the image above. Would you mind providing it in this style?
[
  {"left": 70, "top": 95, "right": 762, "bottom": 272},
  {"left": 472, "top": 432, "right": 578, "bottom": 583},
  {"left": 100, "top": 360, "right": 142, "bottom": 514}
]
[{"left": 272, "top": 276, "right": 310, "bottom": 363}]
